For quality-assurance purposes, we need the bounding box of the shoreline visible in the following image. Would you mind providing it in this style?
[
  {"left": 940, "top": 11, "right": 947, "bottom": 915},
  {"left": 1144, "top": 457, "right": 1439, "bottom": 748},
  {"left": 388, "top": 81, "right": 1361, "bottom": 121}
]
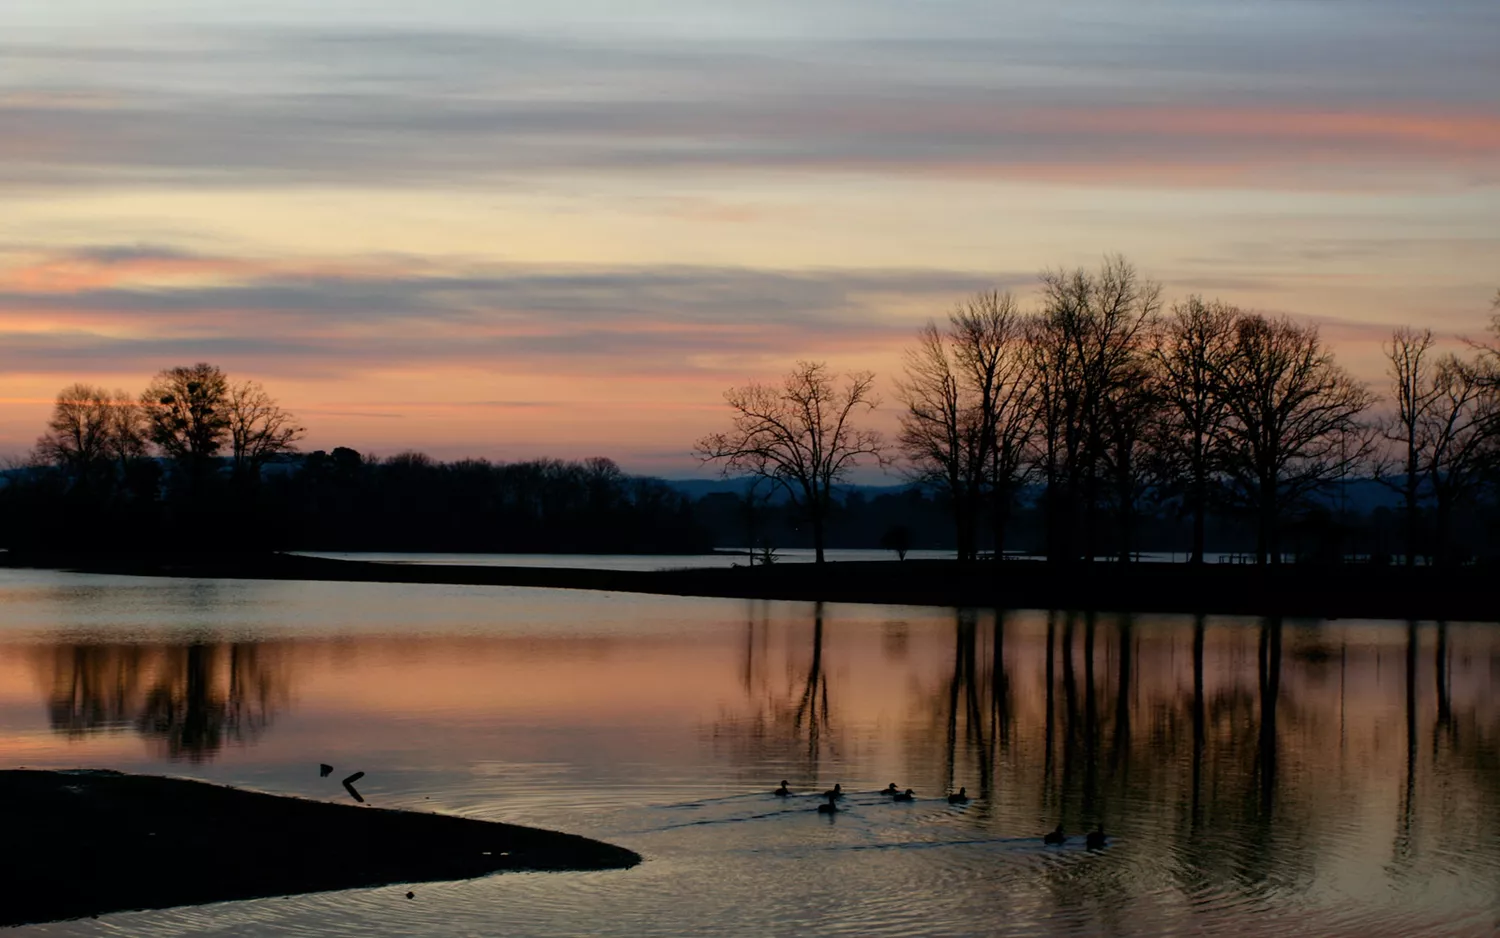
[
  {"left": 0, "top": 769, "right": 640, "bottom": 927},
  {"left": 3, "top": 550, "right": 1495, "bottom": 621}
]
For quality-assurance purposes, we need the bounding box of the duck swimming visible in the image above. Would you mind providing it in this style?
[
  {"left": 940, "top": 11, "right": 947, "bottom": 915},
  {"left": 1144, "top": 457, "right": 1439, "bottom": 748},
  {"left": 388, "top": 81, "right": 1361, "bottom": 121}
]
[
  {"left": 823, "top": 783, "right": 844, "bottom": 800},
  {"left": 893, "top": 788, "right": 915, "bottom": 802},
  {"left": 816, "top": 793, "right": 839, "bottom": 814},
  {"left": 774, "top": 780, "right": 791, "bottom": 797},
  {"left": 1043, "top": 824, "right": 1067, "bottom": 845},
  {"left": 947, "top": 787, "right": 968, "bottom": 804},
  {"left": 1086, "top": 824, "right": 1108, "bottom": 849},
  {"left": 883, "top": 783, "right": 900, "bottom": 795}
]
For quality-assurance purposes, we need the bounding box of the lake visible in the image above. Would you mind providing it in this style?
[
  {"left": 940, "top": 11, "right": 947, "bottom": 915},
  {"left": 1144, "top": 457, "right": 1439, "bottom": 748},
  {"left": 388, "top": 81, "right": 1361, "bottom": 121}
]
[{"left": 1, "top": 566, "right": 1497, "bottom": 937}]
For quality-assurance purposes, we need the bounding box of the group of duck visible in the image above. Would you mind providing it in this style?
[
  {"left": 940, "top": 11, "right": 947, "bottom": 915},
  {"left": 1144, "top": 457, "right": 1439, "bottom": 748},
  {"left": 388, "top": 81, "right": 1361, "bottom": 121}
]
[{"left": 774, "top": 780, "right": 1109, "bottom": 848}]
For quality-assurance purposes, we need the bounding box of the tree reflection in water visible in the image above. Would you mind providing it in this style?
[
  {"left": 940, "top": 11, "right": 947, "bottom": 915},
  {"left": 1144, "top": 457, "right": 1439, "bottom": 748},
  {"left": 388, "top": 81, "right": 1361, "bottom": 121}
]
[
  {"left": 712, "top": 602, "right": 1500, "bottom": 927},
  {"left": 41, "top": 640, "right": 290, "bottom": 762},
  {"left": 710, "top": 601, "right": 838, "bottom": 784}
]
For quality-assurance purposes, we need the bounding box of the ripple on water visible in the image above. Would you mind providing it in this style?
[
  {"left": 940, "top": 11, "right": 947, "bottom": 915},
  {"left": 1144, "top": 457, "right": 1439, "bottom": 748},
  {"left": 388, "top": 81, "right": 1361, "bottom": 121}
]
[{"left": 28, "top": 782, "right": 1500, "bottom": 938}]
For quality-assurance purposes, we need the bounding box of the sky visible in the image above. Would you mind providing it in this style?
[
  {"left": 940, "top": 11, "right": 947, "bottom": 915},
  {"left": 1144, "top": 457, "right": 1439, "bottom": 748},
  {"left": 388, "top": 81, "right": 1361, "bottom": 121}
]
[{"left": 2, "top": 1, "right": 1497, "bottom": 477}]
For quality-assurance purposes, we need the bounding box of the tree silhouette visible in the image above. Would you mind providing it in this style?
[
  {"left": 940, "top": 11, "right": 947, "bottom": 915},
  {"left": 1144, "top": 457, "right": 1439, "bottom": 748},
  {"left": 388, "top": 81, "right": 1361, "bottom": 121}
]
[
  {"left": 227, "top": 380, "right": 305, "bottom": 485},
  {"left": 1149, "top": 297, "right": 1238, "bottom": 564},
  {"left": 1421, "top": 356, "right": 1496, "bottom": 565},
  {"left": 696, "top": 361, "right": 886, "bottom": 564},
  {"left": 1027, "top": 255, "right": 1161, "bottom": 562},
  {"left": 1380, "top": 327, "right": 1440, "bottom": 564},
  {"left": 897, "top": 291, "right": 1033, "bottom": 562},
  {"left": 34, "top": 384, "right": 143, "bottom": 495},
  {"left": 1213, "top": 315, "right": 1374, "bottom": 564},
  {"left": 140, "top": 363, "right": 231, "bottom": 488}
]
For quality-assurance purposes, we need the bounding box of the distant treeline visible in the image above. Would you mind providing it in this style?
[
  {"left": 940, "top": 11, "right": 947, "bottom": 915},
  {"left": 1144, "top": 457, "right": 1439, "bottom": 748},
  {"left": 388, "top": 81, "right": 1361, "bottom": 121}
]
[
  {"left": 0, "top": 445, "right": 711, "bottom": 554},
  {"left": 281, "top": 449, "right": 709, "bottom": 553},
  {"left": 12, "top": 436, "right": 1478, "bottom": 560},
  {"left": 0, "top": 361, "right": 712, "bottom": 554}
]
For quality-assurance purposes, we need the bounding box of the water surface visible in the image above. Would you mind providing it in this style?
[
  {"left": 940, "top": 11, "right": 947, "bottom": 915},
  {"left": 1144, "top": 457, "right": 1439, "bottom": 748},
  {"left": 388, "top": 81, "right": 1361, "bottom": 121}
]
[{"left": 1, "top": 568, "right": 1496, "bottom": 937}]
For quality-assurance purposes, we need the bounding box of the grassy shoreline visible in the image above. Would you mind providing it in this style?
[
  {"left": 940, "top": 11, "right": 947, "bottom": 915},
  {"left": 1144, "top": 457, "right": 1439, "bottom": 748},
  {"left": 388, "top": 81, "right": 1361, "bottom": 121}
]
[
  {"left": 0, "top": 769, "right": 640, "bottom": 927},
  {"left": 3, "top": 550, "right": 1494, "bottom": 621}
]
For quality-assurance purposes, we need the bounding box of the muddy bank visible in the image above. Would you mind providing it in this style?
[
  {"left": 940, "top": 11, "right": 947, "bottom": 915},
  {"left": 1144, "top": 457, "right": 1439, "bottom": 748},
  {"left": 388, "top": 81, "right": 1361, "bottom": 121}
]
[
  {"left": 3, "top": 549, "right": 1497, "bottom": 621},
  {"left": 0, "top": 769, "right": 639, "bottom": 928}
]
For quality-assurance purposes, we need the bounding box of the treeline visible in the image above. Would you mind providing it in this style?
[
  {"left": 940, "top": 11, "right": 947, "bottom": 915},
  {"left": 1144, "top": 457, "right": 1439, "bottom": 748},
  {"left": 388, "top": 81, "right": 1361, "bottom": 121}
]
[
  {"left": 2, "top": 362, "right": 305, "bottom": 551},
  {"left": 282, "top": 449, "right": 708, "bottom": 553},
  {"left": 1, "top": 364, "right": 709, "bottom": 554},
  {"left": 699, "top": 257, "right": 1500, "bottom": 565}
]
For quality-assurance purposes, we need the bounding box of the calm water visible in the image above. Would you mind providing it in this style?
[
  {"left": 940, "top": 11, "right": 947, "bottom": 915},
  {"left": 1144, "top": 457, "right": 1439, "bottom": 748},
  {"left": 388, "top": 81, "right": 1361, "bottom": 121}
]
[{"left": 2, "top": 568, "right": 1497, "bottom": 937}]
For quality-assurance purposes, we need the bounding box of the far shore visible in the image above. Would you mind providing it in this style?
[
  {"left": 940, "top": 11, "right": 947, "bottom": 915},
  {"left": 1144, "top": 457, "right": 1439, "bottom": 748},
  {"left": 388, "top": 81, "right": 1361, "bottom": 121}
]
[
  {"left": 0, "top": 768, "right": 640, "bottom": 927},
  {"left": 3, "top": 549, "right": 1495, "bottom": 622}
]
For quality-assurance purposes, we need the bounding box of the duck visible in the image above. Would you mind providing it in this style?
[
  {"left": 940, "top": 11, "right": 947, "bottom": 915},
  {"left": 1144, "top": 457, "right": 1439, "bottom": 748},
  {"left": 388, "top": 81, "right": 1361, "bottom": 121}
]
[
  {"left": 816, "top": 793, "right": 839, "bottom": 814},
  {"left": 1043, "top": 824, "right": 1067, "bottom": 845},
  {"left": 774, "top": 780, "right": 791, "bottom": 797},
  {"left": 1086, "top": 824, "right": 1108, "bottom": 850},
  {"left": 893, "top": 788, "right": 916, "bottom": 802},
  {"left": 947, "top": 787, "right": 968, "bottom": 804},
  {"left": 883, "top": 783, "right": 900, "bottom": 795},
  {"left": 823, "top": 783, "right": 844, "bottom": 800}
]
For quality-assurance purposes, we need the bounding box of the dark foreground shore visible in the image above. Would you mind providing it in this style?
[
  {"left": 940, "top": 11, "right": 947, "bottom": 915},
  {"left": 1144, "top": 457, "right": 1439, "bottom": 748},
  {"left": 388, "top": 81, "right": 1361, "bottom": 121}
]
[
  {"left": 4, "top": 550, "right": 1496, "bottom": 621},
  {"left": 0, "top": 769, "right": 639, "bottom": 927}
]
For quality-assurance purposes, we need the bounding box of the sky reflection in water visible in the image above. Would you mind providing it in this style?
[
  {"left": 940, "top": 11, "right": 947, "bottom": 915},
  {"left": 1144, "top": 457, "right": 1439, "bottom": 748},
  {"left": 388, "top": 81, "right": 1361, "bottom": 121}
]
[{"left": 0, "top": 568, "right": 1497, "bottom": 937}]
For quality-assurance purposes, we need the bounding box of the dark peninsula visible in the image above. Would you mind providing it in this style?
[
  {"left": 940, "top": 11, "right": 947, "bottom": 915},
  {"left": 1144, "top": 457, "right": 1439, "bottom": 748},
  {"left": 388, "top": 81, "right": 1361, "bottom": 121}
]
[
  {"left": 5, "top": 550, "right": 1496, "bottom": 622},
  {"left": 0, "top": 769, "right": 640, "bottom": 928}
]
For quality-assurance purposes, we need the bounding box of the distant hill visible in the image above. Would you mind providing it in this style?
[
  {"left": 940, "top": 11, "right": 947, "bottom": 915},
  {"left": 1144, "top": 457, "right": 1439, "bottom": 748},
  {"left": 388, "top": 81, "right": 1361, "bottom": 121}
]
[
  {"left": 1304, "top": 478, "right": 1405, "bottom": 513},
  {"left": 660, "top": 477, "right": 922, "bottom": 503},
  {"left": 661, "top": 475, "right": 1406, "bottom": 512}
]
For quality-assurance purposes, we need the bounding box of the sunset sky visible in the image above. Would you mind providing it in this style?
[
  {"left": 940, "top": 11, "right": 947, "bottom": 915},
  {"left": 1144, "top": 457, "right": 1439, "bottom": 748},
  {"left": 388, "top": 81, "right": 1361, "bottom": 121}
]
[{"left": 2, "top": 1, "right": 1496, "bottom": 477}]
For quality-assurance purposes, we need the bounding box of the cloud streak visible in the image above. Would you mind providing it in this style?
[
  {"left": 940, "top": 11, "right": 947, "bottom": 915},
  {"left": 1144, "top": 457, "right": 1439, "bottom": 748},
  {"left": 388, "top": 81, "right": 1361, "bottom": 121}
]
[
  {"left": 0, "top": 246, "right": 1009, "bottom": 377},
  {"left": 2, "top": 7, "right": 1496, "bottom": 192}
]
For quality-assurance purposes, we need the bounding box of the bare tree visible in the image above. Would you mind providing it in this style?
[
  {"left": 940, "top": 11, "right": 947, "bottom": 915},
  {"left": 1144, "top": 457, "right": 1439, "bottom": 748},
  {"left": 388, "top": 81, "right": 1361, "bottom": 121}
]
[
  {"left": 898, "top": 321, "right": 974, "bottom": 559},
  {"left": 33, "top": 384, "right": 146, "bottom": 495},
  {"left": 35, "top": 384, "right": 114, "bottom": 486},
  {"left": 1027, "top": 255, "right": 1161, "bottom": 562},
  {"left": 1214, "top": 315, "right": 1375, "bottom": 564},
  {"left": 1378, "top": 327, "right": 1440, "bottom": 565},
  {"left": 1471, "top": 288, "right": 1500, "bottom": 384},
  {"left": 1149, "top": 298, "right": 1239, "bottom": 564},
  {"left": 140, "top": 363, "right": 231, "bottom": 486},
  {"left": 896, "top": 292, "right": 1032, "bottom": 562},
  {"left": 1422, "top": 354, "right": 1498, "bottom": 565},
  {"left": 965, "top": 299, "right": 1038, "bottom": 559},
  {"left": 696, "top": 361, "right": 886, "bottom": 564},
  {"left": 1100, "top": 349, "right": 1160, "bottom": 563},
  {"left": 226, "top": 380, "right": 305, "bottom": 483},
  {"left": 103, "top": 389, "right": 148, "bottom": 476}
]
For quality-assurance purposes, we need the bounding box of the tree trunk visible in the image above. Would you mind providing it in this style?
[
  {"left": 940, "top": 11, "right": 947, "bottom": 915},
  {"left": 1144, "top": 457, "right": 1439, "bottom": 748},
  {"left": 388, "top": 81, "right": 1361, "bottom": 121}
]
[
  {"left": 1257, "top": 476, "right": 1276, "bottom": 565},
  {"left": 1083, "top": 471, "right": 1100, "bottom": 562},
  {"left": 954, "top": 510, "right": 974, "bottom": 564},
  {"left": 1404, "top": 463, "right": 1419, "bottom": 567},
  {"left": 1045, "top": 480, "right": 1067, "bottom": 563},
  {"left": 953, "top": 484, "right": 976, "bottom": 564},
  {"left": 991, "top": 488, "right": 1008, "bottom": 561},
  {"left": 1189, "top": 472, "right": 1206, "bottom": 565},
  {"left": 1433, "top": 494, "right": 1453, "bottom": 568}
]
